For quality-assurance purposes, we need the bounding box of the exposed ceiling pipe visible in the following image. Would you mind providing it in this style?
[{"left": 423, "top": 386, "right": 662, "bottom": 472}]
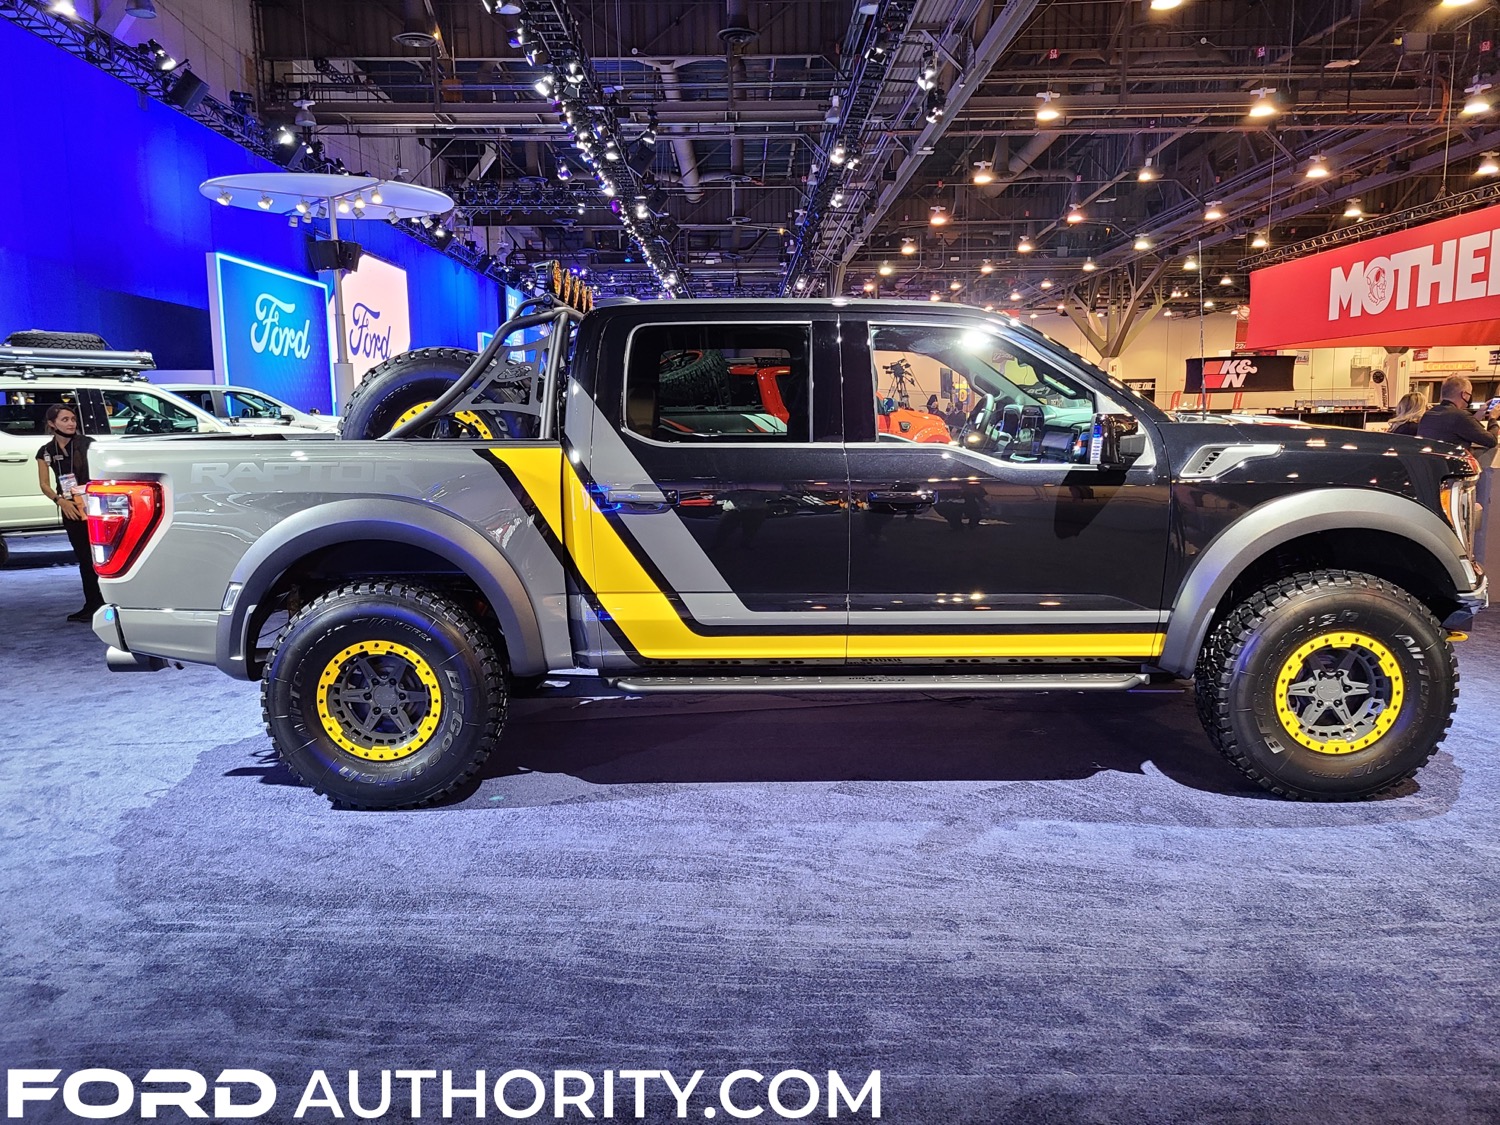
[
  {"left": 836, "top": 0, "right": 1043, "bottom": 279},
  {"left": 652, "top": 63, "right": 705, "bottom": 204},
  {"left": 979, "top": 132, "right": 1059, "bottom": 197},
  {"left": 394, "top": 0, "right": 442, "bottom": 52}
]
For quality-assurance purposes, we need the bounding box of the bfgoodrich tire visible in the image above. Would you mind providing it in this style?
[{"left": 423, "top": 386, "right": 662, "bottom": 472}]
[
  {"left": 1196, "top": 569, "right": 1457, "bottom": 800},
  {"left": 261, "top": 581, "right": 507, "bottom": 808},
  {"left": 339, "top": 347, "right": 526, "bottom": 440}
]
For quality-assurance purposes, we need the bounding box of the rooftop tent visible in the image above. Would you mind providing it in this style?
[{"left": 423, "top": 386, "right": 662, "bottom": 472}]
[{"left": 1246, "top": 202, "right": 1500, "bottom": 350}]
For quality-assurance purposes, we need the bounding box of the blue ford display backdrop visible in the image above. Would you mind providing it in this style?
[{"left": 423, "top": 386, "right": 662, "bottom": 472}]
[
  {"left": 0, "top": 18, "right": 501, "bottom": 387},
  {"left": 210, "top": 255, "right": 335, "bottom": 414}
]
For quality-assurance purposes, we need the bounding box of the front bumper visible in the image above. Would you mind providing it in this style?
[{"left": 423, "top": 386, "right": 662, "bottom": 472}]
[{"left": 1444, "top": 572, "right": 1489, "bottom": 632}]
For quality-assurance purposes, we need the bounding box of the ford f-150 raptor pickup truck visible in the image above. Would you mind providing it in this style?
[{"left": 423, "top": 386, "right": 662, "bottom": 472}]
[{"left": 82, "top": 293, "right": 1487, "bottom": 808}]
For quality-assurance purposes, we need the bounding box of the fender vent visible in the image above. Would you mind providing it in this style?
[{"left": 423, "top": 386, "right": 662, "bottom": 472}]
[{"left": 1179, "top": 442, "right": 1282, "bottom": 480}]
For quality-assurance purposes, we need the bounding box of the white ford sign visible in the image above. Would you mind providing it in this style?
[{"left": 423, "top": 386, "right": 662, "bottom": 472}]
[{"left": 335, "top": 254, "right": 411, "bottom": 382}]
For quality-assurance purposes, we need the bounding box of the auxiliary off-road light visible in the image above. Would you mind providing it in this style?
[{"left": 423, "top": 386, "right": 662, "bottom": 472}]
[{"left": 84, "top": 481, "right": 163, "bottom": 577}]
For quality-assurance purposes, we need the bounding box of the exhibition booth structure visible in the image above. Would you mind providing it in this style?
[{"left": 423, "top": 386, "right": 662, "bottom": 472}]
[{"left": 1248, "top": 203, "right": 1500, "bottom": 407}]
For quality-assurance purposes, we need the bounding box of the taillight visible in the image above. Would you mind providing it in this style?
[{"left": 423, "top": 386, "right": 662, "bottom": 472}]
[{"left": 84, "top": 481, "right": 163, "bottom": 577}]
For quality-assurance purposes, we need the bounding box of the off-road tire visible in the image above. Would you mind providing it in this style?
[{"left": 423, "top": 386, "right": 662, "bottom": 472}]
[
  {"left": 261, "top": 581, "right": 507, "bottom": 809},
  {"left": 1195, "top": 569, "right": 1457, "bottom": 800},
  {"left": 339, "top": 347, "right": 527, "bottom": 440},
  {"left": 3, "top": 330, "right": 112, "bottom": 350},
  {"left": 658, "top": 348, "right": 730, "bottom": 407}
]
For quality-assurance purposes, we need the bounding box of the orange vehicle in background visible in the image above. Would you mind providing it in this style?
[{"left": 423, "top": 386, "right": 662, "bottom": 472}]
[
  {"left": 873, "top": 355, "right": 952, "bottom": 443},
  {"left": 876, "top": 404, "right": 951, "bottom": 443}
]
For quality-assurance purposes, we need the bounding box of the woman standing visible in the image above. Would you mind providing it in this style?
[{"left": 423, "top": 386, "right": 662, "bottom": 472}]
[
  {"left": 1387, "top": 390, "right": 1428, "bottom": 436},
  {"left": 35, "top": 403, "right": 103, "bottom": 622}
]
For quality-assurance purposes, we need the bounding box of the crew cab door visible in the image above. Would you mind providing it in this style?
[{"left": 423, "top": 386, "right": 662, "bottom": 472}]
[
  {"left": 839, "top": 314, "right": 1171, "bottom": 664},
  {"left": 572, "top": 313, "right": 850, "bottom": 666}
]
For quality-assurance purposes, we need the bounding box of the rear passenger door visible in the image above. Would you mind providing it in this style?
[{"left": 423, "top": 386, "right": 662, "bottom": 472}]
[{"left": 576, "top": 314, "right": 851, "bottom": 665}]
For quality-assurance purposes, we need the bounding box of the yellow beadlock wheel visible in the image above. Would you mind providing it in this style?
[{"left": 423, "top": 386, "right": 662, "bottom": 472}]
[
  {"left": 1273, "top": 631, "right": 1404, "bottom": 755},
  {"left": 316, "top": 639, "right": 444, "bottom": 761},
  {"left": 393, "top": 400, "right": 494, "bottom": 439}
]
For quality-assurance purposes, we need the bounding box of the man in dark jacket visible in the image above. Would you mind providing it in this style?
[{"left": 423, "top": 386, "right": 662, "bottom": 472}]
[{"left": 1417, "top": 375, "right": 1498, "bottom": 451}]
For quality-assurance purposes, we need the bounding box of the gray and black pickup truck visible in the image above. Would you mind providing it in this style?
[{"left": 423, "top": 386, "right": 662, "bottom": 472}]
[{"left": 83, "top": 293, "right": 1487, "bottom": 808}]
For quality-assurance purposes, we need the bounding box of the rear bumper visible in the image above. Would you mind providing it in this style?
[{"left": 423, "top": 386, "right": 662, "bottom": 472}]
[{"left": 92, "top": 604, "right": 218, "bottom": 671}]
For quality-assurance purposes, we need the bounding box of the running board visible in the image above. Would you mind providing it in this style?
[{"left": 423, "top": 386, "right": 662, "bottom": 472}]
[{"left": 608, "top": 672, "right": 1150, "bottom": 694}]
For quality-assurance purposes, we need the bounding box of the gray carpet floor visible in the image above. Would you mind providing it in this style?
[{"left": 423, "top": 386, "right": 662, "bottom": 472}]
[{"left": 3, "top": 534, "right": 1500, "bottom": 1123}]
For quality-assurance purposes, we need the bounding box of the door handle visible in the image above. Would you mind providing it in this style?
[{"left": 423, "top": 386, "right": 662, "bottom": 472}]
[
  {"left": 867, "top": 488, "right": 936, "bottom": 508},
  {"left": 603, "top": 488, "right": 677, "bottom": 513},
  {"left": 0, "top": 455, "right": 29, "bottom": 463}
]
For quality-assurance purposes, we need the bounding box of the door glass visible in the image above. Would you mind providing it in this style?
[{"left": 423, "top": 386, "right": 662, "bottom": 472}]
[
  {"left": 100, "top": 389, "right": 203, "bottom": 435},
  {"left": 0, "top": 389, "right": 80, "bottom": 437},
  {"left": 624, "top": 323, "right": 811, "bottom": 441},
  {"left": 225, "top": 390, "right": 283, "bottom": 419},
  {"left": 868, "top": 323, "right": 1125, "bottom": 464}
]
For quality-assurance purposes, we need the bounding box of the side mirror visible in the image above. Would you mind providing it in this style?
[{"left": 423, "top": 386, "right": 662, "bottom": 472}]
[{"left": 279, "top": 409, "right": 296, "bottom": 424}]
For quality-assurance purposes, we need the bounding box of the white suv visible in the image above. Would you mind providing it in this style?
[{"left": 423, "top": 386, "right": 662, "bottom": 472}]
[
  {"left": 159, "top": 383, "right": 340, "bottom": 434},
  {"left": 0, "top": 374, "right": 227, "bottom": 563}
]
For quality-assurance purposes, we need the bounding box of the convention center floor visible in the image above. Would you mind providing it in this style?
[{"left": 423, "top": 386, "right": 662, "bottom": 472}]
[{"left": 3, "top": 535, "right": 1499, "bottom": 1123}]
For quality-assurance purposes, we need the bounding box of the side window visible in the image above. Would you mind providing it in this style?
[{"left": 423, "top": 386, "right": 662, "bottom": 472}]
[
  {"left": 100, "top": 389, "right": 204, "bottom": 435},
  {"left": 624, "top": 323, "right": 811, "bottom": 442},
  {"left": 180, "top": 390, "right": 214, "bottom": 413},
  {"left": 0, "top": 389, "right": 80, "bottom": 437},
  {"left": 868, "top": 323, "right": 1102, "bottom": 464},
  {"left": 224, "top": 391, "right": 281, "bottom": 420}
]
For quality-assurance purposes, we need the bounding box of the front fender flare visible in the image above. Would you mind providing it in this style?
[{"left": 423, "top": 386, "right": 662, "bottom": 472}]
[
  {"left": 214, "top": 497, "right": 547, "bottom": 680},
  {"left": 1157, "top": 487, "right": 1474, "bottom": 676}
]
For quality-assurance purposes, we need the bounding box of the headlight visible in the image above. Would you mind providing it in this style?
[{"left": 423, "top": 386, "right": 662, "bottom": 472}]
[{"left": 1441, "top": 476, "right": 1477, "bottom": 552}]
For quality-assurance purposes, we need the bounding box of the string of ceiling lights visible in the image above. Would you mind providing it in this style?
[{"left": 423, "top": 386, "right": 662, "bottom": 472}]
[
  {"left": 859, "top": 0, "right": 1500, "bottom": 319},
  {"left": 781, "top": 0, "right": 921, "bottom": 296},
  {"left": 484, "top": 0, "right": 688, "bottom": 298}
]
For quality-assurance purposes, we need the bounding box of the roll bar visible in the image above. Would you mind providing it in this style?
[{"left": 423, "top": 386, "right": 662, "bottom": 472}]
[{"left": 380, "top": 301, "right": 584, "bottom": 441}]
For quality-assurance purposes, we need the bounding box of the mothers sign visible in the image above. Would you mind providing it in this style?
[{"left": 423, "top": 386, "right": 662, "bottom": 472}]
[
  {"left": 1247, "top": 202, "right": 1500, "bottom": 349},
  {"left": 209, "top": 253, "right": 334, "bottom": 414}
]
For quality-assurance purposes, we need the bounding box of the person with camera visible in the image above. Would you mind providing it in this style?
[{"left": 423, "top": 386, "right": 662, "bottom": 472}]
[
  {"left": 1416, "top": 375, "right": 1498, "bottom": 451},
  {"left": 34, "top": 402, "right": 103, "bottom": 622}
]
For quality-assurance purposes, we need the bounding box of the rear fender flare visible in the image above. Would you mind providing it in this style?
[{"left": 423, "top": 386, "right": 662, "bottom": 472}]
[
  {"left": 215, "top": 498, "right": 546, "bottom": 679},
  {"left": 1158, "top": 488, "right": 1473, "bottom": 676}
]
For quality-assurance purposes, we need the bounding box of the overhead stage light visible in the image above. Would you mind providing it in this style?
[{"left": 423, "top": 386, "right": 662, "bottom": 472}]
[
  {"left": 1478, "top": 152, "right": 1500, "bottom": 176},
  {"left": 973, "top": 161, "right": 994, "bottom": 185},
  {"left": 1248, "top": 88, "right": 1278, "bottom": 118},
  {"left": 1017, "top": 235, "right": 1034, "bottom": 253},
  {"left": 1204, "top": 201, "right": 1224, "bottom": 221},
  {"left": 1137, "top": 159, "right": 1157, "bottom": 182},
  {"left": 1464, "top": 80, "right": 1492, "bottom": 115},
  {"left": 1036, "top": 91, "right": 1061, "bottom": 122},
  {"left": 1133, "top": 235, "right": 1151, "bottom": 251},
  {"left": 1305, "top": 155, "right": 1330, "bottom": 179},
  {"left": 1251, "top": 231, "right": 1270, "bottom": 248}
]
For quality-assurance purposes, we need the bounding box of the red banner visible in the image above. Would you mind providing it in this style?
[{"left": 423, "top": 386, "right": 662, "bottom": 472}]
[{"left": 1247, "top": 203, "right": 1500, "bottom": 349}]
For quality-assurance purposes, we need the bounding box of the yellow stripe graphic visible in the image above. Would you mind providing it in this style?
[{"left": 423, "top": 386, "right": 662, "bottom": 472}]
[{"left": 494, "top": 447, "right": 1164, "bottom": 662}]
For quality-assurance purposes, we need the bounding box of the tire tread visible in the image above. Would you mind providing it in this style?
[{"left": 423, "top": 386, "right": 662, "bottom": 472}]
[
  {"left": 1194, "top": 568, "right": 1458, "bottom": 800},
  {"left": 260, "top": 579, "right": 507, "bottom": 809}
]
